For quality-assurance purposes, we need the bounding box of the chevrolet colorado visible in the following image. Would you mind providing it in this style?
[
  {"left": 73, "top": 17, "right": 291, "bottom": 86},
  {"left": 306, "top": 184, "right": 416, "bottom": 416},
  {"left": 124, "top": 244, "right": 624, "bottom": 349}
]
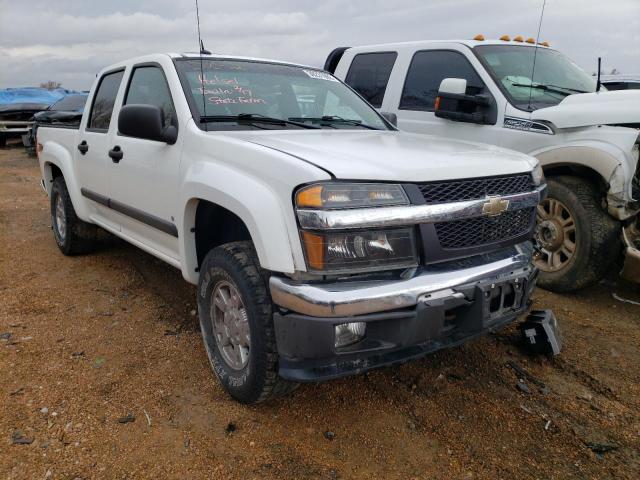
[{"left": 37, "top": 53, "right": 544, "bottom": 403}]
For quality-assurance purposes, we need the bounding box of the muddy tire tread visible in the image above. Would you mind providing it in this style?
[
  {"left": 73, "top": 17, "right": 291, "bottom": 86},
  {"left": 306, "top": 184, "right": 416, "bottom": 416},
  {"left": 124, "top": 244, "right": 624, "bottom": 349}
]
[{"left": 538, "top": 175, "right": 620, "bottom": 292}]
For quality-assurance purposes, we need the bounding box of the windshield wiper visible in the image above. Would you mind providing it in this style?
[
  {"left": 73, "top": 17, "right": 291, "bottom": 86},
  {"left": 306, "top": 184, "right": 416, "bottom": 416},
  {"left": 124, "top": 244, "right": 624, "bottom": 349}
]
[
  {"left": 510, "top": 83, "right": 588, "bottom": 96},
  {"left": 289, "top": 115, "right": 381, "bottom": 130},
  {"left": 200, "top": 113, "right": 320, "bottom": 129}
]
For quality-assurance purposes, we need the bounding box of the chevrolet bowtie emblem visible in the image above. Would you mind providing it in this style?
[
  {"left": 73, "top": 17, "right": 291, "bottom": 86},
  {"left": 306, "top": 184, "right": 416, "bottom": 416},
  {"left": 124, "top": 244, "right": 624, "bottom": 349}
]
[{"left": 482, "top": 197, "right": 510, "bottom": 216}]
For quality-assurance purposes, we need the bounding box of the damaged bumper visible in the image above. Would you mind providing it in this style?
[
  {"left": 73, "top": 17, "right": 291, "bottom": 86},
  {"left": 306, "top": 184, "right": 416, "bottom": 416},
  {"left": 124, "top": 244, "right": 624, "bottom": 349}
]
[
  {"left": 270, "top": 243, "right": 537, "bottom": 381},
  {"left": 621, "top": 221, "right": 640, "bottom": 283},
  {"left": 0, "top": 120, "right": 32, "bottom": 136}
]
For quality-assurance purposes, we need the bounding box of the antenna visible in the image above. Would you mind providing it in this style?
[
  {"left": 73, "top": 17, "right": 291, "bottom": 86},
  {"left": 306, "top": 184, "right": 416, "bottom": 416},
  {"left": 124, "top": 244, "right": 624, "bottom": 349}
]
[
  {"left": 195, "top": 0, "right": 208, "bottom": 122},
  {"left": 527, "top": 0, "right": 547, "bottom": 111},
  {"left": 596, "top": 57, "right": 602, "bottom": 92}
]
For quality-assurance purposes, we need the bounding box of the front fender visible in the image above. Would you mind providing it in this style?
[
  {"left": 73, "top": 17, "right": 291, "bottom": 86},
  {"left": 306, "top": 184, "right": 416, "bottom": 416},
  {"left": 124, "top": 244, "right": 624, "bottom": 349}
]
[
  {"left": 179, "top": 162, "right": 301, "bottom": 284},
  {"left": 531, "top": 141, "right": 635, "bottom": 219}
]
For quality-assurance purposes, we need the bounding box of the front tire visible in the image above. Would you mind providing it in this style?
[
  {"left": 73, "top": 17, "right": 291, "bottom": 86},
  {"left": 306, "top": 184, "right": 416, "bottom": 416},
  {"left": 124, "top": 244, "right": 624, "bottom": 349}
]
[
  {"left": 50, "top": 176, "right": 98, "bottom": 255},
  {"left": 197, "top": 241, "right": 297, "bottom": 404},
  {"left": 534, "top": 176, "right": 621, "bottom": 292}
]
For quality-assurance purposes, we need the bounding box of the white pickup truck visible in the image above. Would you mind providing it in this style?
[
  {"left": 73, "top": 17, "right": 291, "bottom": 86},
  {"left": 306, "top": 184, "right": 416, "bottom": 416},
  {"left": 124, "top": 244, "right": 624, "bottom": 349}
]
[
  {"left": 327, "top": 38, "right": 640, "bottom": 291},
  {"left": 37, "top": 53, "right": 545, "bottom": 403}
]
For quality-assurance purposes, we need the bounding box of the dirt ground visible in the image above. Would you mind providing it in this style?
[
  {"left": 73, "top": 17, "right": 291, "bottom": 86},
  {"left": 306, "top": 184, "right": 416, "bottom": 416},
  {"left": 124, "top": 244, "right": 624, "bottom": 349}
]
[{"left": 1, "top": 142, "right": 639, "bottom": 480}]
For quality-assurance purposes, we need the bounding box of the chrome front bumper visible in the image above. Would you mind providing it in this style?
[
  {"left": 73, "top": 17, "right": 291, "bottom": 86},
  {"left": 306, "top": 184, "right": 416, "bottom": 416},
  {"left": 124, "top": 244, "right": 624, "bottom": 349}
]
[{"left": 270, "top": 243, "right": 535, "bottom": 318}]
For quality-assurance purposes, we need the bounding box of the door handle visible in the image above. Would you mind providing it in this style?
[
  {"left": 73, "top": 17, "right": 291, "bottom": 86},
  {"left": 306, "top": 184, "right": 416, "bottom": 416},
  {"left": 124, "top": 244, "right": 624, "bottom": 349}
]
[
  {"left": 77, "top": 140, "right": 89, "bottom": 155},
  {"left": 108, "top": 145, "right": 123, "bottom": 163}
]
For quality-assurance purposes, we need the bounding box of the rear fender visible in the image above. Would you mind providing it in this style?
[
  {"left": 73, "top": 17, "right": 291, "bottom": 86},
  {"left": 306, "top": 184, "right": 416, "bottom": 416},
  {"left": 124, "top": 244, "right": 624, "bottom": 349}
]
[{"left": 40, "top": 141, "right": 91, "bottom": 221}]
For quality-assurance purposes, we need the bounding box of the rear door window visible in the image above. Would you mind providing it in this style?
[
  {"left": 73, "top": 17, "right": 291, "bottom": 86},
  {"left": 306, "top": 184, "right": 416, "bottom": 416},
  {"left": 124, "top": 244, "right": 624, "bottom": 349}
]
[
  {"left": 400, "top": 50, "right": 485, "bottom": 111},
  {"left": 604, "top": 82, "right": 640, "bottom": 91},
  {"left": 345, "top": 52, "right": 398, "bottom": 108},
  {"left": 88, "top": 70, "right": 125, "bottom": 131}
]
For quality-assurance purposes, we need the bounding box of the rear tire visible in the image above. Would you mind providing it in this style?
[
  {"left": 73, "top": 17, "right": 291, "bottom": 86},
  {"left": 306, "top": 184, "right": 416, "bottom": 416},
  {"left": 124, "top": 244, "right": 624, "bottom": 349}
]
[
  {"left": 534, "top": 176, "right": 621, "bottom": 292},
  {"left": 50, "top": 176, "right": 98, "bottom": 255},
  {"left": 197, "top": 241, "right": 298, "bottom": 404}
]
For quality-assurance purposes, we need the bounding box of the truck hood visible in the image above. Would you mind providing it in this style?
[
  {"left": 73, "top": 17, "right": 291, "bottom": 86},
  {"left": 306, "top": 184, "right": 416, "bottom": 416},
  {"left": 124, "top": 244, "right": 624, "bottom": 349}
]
[
  {"left": 225, "top": 130, "right": 536, "bottom": 181},
  {"left": 534, "top": 90, "right": 640, "bottom": 129}
]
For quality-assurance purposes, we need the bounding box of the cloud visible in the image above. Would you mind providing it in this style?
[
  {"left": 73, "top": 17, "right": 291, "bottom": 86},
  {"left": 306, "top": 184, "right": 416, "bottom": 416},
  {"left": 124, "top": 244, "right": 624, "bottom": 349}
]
[{"left": 0, "top": 0, "right": 638, "bottom": 89}]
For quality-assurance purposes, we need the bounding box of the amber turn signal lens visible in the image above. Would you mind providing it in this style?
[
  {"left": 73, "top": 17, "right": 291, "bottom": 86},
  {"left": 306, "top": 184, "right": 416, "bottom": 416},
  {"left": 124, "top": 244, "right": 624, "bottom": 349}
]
[
  {"left": 434, "top": 96, "right": 441, "bottom": 111},
  {"left": 296, "top": 185, "right": 323, "bottom": 208},
  {"left": 301, "top": 231, "right": 325, "bottom": 270}
]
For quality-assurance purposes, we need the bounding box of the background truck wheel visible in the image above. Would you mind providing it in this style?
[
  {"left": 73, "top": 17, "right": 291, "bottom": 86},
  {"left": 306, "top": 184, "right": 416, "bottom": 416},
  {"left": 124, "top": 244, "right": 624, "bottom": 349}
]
[
  {"left": 51, "top": 176, "right": 98, "bottom": 255},
  {"left": 197, "top": 241, "right": 298, "bottom": 404},
  {"left": 534, "top": 175, "right": 621, "bottom": 292}
]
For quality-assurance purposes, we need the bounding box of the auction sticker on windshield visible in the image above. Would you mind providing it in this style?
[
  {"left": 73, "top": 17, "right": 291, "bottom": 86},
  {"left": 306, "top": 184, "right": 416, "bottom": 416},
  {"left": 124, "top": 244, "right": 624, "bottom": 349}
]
[{"left": 303, "top": 69, "right": 338, "bottom": 82}]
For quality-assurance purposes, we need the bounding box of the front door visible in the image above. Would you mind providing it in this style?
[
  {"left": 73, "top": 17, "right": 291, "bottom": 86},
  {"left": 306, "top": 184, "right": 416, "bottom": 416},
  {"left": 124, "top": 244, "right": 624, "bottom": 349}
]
[
  {"left": 106, "top": 64, "right": 182, "bottom": 261},
  {"left": 386, "top": 48, "right": 505, "bottom": 146}
]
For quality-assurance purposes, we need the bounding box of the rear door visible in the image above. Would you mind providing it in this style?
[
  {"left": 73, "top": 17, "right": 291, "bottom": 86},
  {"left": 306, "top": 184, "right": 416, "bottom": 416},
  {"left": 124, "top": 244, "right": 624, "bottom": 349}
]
[
  {"left": 75, "top": 68, "right": 125, "bottom": 232},
  {"left": 343, "top": 52, "right": 398, "bottom": 108},
  {"left": 106, "top": 63, "right": 182, "bottom": 262}
]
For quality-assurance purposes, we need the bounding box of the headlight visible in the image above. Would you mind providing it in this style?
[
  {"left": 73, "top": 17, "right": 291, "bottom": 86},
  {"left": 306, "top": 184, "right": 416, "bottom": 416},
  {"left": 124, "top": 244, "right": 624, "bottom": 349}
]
[
  {"left": 531, "top": 163, "right": 545, "bottom": 186},
  {"left": 301, "top": 228, "right": 418, "bottom": 273},
  {"left": 296, "top": 183, "right": 409, "bottom": 209}
]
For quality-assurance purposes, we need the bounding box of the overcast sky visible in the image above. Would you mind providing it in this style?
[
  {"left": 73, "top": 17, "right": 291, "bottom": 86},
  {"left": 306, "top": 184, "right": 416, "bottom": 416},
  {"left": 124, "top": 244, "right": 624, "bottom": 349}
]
[{"left": 1, "top": 0, "right": 638, "bottom": 90}]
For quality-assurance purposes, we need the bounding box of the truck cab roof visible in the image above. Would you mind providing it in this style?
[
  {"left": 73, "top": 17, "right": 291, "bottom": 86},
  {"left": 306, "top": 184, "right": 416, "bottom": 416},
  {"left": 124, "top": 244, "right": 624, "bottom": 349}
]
[
  {"left": 324, "top": 39, "right": 553, "bottom": 73},
  {"left": 346, "top": 38, "right": 551, "bottom": 51},
  {"left": 96, "top": 53, "right": 317, "bottom": 77}
]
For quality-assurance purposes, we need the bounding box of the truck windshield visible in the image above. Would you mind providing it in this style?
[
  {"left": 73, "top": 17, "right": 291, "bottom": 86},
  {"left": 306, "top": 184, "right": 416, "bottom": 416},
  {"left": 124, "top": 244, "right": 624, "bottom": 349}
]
[
  {"left": 474, "top": 45, "right": 599, "bottom": 111},
  {"left": 175, "top": 59, "right": 389, "bottom": 130}
]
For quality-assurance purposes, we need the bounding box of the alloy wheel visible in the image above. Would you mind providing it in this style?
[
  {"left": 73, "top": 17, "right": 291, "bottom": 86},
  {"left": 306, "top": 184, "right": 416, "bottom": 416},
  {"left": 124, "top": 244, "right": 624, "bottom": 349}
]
[
  {"left": 55, "top": 194, "right": 67, "bottom": 241},
  {"left": 210, "top": 280, "right": 251, "bottom": 370},
  {"left": 534, "top": 198, "right": 577, "bottom": 272}
]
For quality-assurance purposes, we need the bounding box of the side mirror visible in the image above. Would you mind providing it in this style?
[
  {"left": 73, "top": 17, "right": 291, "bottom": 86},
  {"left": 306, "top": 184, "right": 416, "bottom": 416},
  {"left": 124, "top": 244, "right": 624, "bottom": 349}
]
[
  {"left": 118, "top": 104, "right": 177, "bottom": 144},
  {"left": 380, "top": 111, "right": 398, "bottom": 127},
  {"left": 435, "top": 77, "right": 491, "bottom": 125}
]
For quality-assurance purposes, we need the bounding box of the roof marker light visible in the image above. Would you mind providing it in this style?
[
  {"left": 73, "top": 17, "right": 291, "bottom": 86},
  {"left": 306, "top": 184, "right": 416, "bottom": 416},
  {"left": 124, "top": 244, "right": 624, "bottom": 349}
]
[
  {"left": 473, "top": 34, "right": 485, "bottom": 41},
  {"left": 539, "top": 41, "right": 550, "bottom": 47},
  {"left": 514, "top": 35, "right": 524, "bottom": 42},
  {"left": 526, "top": 37, "right": 536, "bottom": 44},
  {"left": 499, "top": 35, "right": 511, "bottom": 41}
]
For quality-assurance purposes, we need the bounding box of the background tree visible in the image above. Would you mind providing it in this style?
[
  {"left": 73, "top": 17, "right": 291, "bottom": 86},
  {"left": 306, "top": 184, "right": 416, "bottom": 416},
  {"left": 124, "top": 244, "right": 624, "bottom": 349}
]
[{"left": 39, "top": 81, "right": 62, "bottom": 90}]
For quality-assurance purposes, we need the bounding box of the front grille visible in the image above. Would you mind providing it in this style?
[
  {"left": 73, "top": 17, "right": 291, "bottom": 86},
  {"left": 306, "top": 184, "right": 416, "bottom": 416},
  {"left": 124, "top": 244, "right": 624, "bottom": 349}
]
[
  {"left": 435, "top": 208, "right": 534, "bottom": 249},
  {"left": 418, "top": 174, "right": 534, "bottom": 204}
]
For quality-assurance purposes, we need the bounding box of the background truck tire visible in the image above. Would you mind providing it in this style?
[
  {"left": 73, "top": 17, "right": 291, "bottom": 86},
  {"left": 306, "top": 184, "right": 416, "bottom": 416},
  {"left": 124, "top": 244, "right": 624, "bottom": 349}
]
[
  {"left": 535, "top": 176, "right": 621, "bottom": 292},
  {"left": 197, "top": 241, "right": 298, "bottom": 404},
  {"left": 50, "top": 176, "right": 98, "bottom": 255}
]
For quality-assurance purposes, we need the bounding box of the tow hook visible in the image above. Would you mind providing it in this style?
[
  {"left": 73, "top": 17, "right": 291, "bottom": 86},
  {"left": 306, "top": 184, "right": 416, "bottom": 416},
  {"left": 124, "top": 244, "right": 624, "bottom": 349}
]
[{"left": 621, "top": 222, "right": 640, "bottom": 283}]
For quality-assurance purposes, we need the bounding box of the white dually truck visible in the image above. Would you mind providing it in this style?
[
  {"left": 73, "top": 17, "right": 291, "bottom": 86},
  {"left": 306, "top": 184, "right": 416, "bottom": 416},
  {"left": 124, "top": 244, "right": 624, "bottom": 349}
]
[
  {"left": 327, "top": 38, "right": 640, "bottom": 291},
  {"left": 37, "top": 53, "right": 545, "bottom": 403}
]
